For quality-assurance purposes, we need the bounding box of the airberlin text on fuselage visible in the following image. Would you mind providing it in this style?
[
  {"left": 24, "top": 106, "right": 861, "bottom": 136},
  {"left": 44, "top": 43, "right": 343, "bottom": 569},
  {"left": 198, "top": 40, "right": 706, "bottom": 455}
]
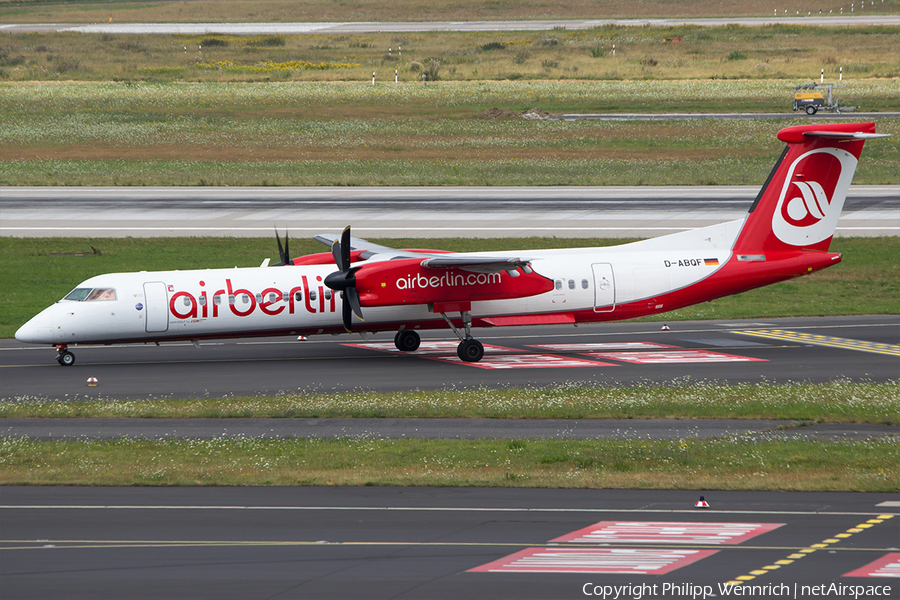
[
  {"left": 168, "top": 277, "right": 335, "bottom": 320},
  {"left": 396, "top": 271, "right": 501, "bottom": 290}
]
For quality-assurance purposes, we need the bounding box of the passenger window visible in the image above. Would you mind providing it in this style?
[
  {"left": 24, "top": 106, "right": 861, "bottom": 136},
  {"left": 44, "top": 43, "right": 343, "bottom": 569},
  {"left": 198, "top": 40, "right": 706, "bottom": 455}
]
[
  {"left": 324, "top": 290, "right": 332, "bottom": 300},
  {"left": 582, "top": 279, "right": 589, "bottom": 289},
  {"left": 228, "top": 295, "right": 235, "bottom": 305},
  {"left": 568, "top": 279, "right": 575, "bottom": 290},
  {"left": 294, "top": 291, "right": 302, "bottom": 301},
  {"left": 255, "top": 293, "right": 262, "bottom": 303},
  {"left": 268, "top": 293, "right": 278, "bottom": 303},
  {"left": 199, "top": 296, "right": 206, "bottom": 305},
  {"left": 182, "top": 297, "right": 190, "bottom": 306},
  {"left": 309, "top": 291, "right": 317, "bottom": 301},
  {"left": 555, "top": 280, "right": 562, "bottom": 290},
  {"left": 214, "top": 296, "right": 221, "bottom": 305},
  {"left": 241, "top": 294, "right": 250, "bottom": 304}
]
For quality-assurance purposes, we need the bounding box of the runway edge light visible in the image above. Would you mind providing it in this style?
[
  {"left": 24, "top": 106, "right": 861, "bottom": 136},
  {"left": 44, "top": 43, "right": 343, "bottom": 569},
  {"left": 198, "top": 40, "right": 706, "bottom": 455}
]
[
  {"left": 87, "top": 377, "right": 98, "bottom": 387},
  {"left": 695, "top": 495, "right": 710, "bottom": 508}
]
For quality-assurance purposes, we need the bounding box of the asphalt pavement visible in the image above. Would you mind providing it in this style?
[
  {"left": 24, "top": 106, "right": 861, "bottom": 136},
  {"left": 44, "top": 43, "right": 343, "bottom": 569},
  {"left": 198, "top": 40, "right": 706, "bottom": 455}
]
[
  {"left": 2, "top": 487, "right": 897, "bottom": 600},
  {"left": 3, "top": 315, "right": 897, "bottom": 399}
]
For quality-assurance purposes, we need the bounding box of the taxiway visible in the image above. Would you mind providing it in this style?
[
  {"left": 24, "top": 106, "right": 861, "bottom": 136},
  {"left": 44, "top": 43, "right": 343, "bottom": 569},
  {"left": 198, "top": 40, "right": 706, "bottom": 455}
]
[{"left": 2, "top": 316, "right": 897, "bottom": 400}]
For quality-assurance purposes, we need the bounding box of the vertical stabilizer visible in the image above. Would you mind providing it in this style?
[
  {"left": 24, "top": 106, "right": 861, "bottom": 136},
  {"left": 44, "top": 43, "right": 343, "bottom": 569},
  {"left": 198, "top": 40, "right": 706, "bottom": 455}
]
[{"left": 733, "top": 122, "right": 885, "bottom": 254}]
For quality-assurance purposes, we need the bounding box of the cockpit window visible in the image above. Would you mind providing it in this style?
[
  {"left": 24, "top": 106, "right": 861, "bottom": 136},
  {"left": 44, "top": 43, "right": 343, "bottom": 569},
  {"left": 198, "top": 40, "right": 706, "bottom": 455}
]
[
  {"left": 64, "top": 288, "right": 92, "bottom": 301},
  {"left": 64, "top": 288, "right": 116, "bottom": 301}
]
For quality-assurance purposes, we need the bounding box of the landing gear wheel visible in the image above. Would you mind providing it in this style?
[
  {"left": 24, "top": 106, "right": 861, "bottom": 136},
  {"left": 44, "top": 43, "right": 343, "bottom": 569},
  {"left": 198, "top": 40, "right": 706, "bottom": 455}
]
[
  {"left": 57, "top": 350, "right": 75, "bottom": 366},
  {"left": 805, "top": 105, "right": 817, "bottom": 115},
  {"left": 394, "top": 330, "right": 421, "bottom": 352},
  {"left": 457, "top": 339, "right": 484, "bottom": 362}
]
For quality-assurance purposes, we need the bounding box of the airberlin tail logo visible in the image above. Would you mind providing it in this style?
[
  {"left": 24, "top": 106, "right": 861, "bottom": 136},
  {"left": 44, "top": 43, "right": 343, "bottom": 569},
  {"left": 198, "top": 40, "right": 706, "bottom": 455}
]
[
  {"left": 772, "top": 148, "right": 857, "bottom": 247},
  {"left": 784, "top": 180, "right": 830, "bottom": 226}
]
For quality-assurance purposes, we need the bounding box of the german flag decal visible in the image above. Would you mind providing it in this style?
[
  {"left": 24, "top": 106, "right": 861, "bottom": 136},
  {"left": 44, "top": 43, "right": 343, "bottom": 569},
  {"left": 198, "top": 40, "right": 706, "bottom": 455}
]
[{"left": 704, "top": 258, "right": 719, "bottom": 266}]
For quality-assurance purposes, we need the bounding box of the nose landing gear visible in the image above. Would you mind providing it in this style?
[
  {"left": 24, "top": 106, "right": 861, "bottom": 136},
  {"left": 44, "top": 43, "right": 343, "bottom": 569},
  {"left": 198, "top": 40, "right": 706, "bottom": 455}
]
[{"left": 56, "top": 345, "right": 75, "bottom": 366}]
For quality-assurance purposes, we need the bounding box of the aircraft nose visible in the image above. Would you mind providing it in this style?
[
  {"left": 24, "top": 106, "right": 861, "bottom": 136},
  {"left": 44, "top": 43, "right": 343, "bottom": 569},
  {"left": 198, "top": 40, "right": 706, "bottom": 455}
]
[{"left": 15, "top": 307, "right": 55, "bottom": 344}]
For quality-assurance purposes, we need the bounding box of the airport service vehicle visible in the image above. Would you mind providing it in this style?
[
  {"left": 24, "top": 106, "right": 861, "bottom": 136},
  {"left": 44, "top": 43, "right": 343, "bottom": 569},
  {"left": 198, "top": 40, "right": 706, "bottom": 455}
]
[
  {"left": 793, "top": 82, "right": 857, "bottom": 115},
  {"left": 15, "top": 122, "right": 887, "bottom": 365}
]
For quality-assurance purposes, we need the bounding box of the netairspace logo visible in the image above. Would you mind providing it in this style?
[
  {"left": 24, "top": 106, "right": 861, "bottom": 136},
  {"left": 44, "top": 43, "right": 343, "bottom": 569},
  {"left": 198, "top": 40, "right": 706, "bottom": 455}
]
[{"left": 582, "top": 582, "right": 894, "bottom": 599}]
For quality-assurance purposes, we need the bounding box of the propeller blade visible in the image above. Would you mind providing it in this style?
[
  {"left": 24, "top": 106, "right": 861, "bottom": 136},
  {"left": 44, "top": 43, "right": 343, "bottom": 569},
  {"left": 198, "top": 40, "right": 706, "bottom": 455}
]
[
  {"left": 284, "top": 230, "right": 292, "bottom": 266},
  {"left": 325, "top": 225, "right": 360, "bottom": 333},
  {"left": 274, "top": 227, "right": 293, "bottom": 266},
  {"left": 331, "top": 238, "right": 343, "bottom": 271},
  {"left": 340, "top": 226, "right": 351, "bottom": 270},
  {"left": 346, "top": 287, "right": 364, "bottom": 321},
  {"left": 275, "top": 227, "right": 286, "bottom": 264},
  {"left": 342, "top": 293, "right": 353, "bottom": 332}
]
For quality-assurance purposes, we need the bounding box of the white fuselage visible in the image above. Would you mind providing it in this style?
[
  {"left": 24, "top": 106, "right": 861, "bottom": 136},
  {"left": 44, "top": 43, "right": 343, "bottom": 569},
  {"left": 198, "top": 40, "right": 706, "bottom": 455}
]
[{"left": 15, "top": 220, "right": 742, "bottom": 346}]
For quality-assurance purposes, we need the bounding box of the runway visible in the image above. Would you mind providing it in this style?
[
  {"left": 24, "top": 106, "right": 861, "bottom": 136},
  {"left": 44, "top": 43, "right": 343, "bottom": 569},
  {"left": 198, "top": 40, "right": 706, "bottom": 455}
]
[
  {"left": 4, "top": 16, "right": 899, "bottom": 34},
  {"left": 1, "top": 487, "right": 897, "bottom": 600},
  {"left": 2, "top": 185, "right": 897, "bottom": 238},
  {"left": 3, "top": 417, "right": 896, "bottom": 442},
  {"left": 2, "top": 316, "right": 897, "bottom": 400}
]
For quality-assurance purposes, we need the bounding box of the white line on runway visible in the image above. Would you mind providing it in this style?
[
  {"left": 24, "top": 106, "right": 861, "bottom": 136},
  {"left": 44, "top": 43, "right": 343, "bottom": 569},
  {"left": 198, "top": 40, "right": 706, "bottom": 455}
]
[
  {"left": 1, "top": 505, "right": 896, "bottom": 516},
  {"left": 4, "top": 227, "right": 897, "bottom": 233}
]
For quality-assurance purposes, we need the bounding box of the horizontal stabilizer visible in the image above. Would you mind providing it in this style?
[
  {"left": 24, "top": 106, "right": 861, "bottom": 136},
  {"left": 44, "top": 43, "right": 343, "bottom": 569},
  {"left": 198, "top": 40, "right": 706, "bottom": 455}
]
[{"left": 802, "top": 131, "right": 891, "bottom": 140}]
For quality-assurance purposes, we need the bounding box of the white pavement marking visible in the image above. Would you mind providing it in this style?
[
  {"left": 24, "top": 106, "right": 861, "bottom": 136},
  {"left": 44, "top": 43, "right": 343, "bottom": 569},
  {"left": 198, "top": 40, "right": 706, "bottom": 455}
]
[
  {"left": 4, "top": 17, "right": 896, "bottom": 35},
  {"left": 341, "top": 341, "right": 518, "bottom": 355},
  {"left": 842, "top": 553, "right": 900, "bottom": 579},
  {"left": 527, "top": 342, "right": 678, "bottom": 351},
  {"left": 582, "top": 350, "right": 767, "bottom": 364},
  {"left": 427, "top": 353, "right": 613, "bottom": 369},
  {"left": 2, "top": 506, "right": 896, "bottom": 516},
  {"left": 550, "top": 521, "right": 785, "bottom": 545},
  {"left": 469, "top": 547, "right": 717, "bottom": 574}
]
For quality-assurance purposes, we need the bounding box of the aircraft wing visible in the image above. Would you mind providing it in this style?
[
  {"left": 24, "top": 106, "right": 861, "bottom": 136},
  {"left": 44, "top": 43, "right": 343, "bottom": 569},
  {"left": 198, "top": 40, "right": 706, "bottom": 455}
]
[
  {"left": 315, "top": 232, "right": 536, "bottom": 273},
  {"left": 313, "top": 233, "right": 421, "bottom": 260},
  {"left": 420, "top": 256, "right": 535, "bottom": 274}
]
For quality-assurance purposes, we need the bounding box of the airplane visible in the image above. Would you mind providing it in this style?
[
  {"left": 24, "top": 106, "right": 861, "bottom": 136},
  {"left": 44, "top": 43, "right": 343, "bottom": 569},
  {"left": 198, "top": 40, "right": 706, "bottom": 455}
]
[{"left": 15, "top": 121, "right": 888, "bottom": 366}]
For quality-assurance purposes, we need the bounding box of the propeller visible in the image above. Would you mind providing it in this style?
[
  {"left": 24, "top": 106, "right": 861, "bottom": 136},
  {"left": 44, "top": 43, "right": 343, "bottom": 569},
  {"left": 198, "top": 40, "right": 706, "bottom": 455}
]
[
  {"left": 274, "top": 227, "right": 293, "bottom": 266},
  {"left": 323, "top": 226, "right": 364, "bottom": 332}
]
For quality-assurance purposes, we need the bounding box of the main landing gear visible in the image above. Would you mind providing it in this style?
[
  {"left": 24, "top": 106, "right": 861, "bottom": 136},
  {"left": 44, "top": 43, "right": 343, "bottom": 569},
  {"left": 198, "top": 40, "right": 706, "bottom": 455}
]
[
  {"left": 440, "top": 310, "right": 485, "bottom": 362},
  {"left": 56, "top": 345, "right": 75, "bottom": 366},
  {"left": 393, "top": 329, "right": 421, "bottom": 352}
]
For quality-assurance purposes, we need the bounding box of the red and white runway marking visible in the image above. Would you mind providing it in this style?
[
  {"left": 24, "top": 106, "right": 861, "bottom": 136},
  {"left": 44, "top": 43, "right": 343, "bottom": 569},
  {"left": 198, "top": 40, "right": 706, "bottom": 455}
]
[
  {"left": 526, "top": 342, "right": 678, "bottom": 351},
  {"left": 469, "top": 547, "right": 717, "bottom": 574},
  {"left": 342, "top": 341, "right": 518, "bottom": 355},
  {"left": 428, "top": 354, "right": 615, "bottom": 369},
  {"left": 581, "top": 350, "right": 768, "bottom": 364},
  {"left": 550, "top": 521, "right": 784, "bottom": 545},
  {"left": 843, "top": 553, "right": 900, "bottom": 578}
]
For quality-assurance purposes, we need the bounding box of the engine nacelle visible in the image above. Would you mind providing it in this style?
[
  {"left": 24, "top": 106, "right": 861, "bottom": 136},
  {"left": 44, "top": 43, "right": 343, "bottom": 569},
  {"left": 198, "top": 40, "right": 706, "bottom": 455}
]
[{"left": 352, "top": 259, "right": 553, "bottom": 308}]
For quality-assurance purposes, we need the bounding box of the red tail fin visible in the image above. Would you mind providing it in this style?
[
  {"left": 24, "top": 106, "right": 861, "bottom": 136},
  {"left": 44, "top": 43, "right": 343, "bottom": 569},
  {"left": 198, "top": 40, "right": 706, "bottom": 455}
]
[{"left": 733, "top": 122, "right": 884, "bottom": 254}]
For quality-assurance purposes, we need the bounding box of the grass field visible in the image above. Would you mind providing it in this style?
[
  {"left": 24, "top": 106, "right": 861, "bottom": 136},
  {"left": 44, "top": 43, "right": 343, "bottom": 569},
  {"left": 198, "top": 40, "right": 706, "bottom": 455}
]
[
  {"left": 1, "top": 25, "right": 898, "bottom": 83},
  {"left": 1, "top": 82, "right": 898, "bottom": 185},
  {"left": 4, "top": 380, "right": 897, "bottom": 423},
  {"left": 2, "top": 436, "right": 896, "bottom": 490},
  {"left": 1, "top": 4, "right": 898, "bottom": 492},
  {"left": 2, "top": 236, "right": 898, "bottom": 338}
]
